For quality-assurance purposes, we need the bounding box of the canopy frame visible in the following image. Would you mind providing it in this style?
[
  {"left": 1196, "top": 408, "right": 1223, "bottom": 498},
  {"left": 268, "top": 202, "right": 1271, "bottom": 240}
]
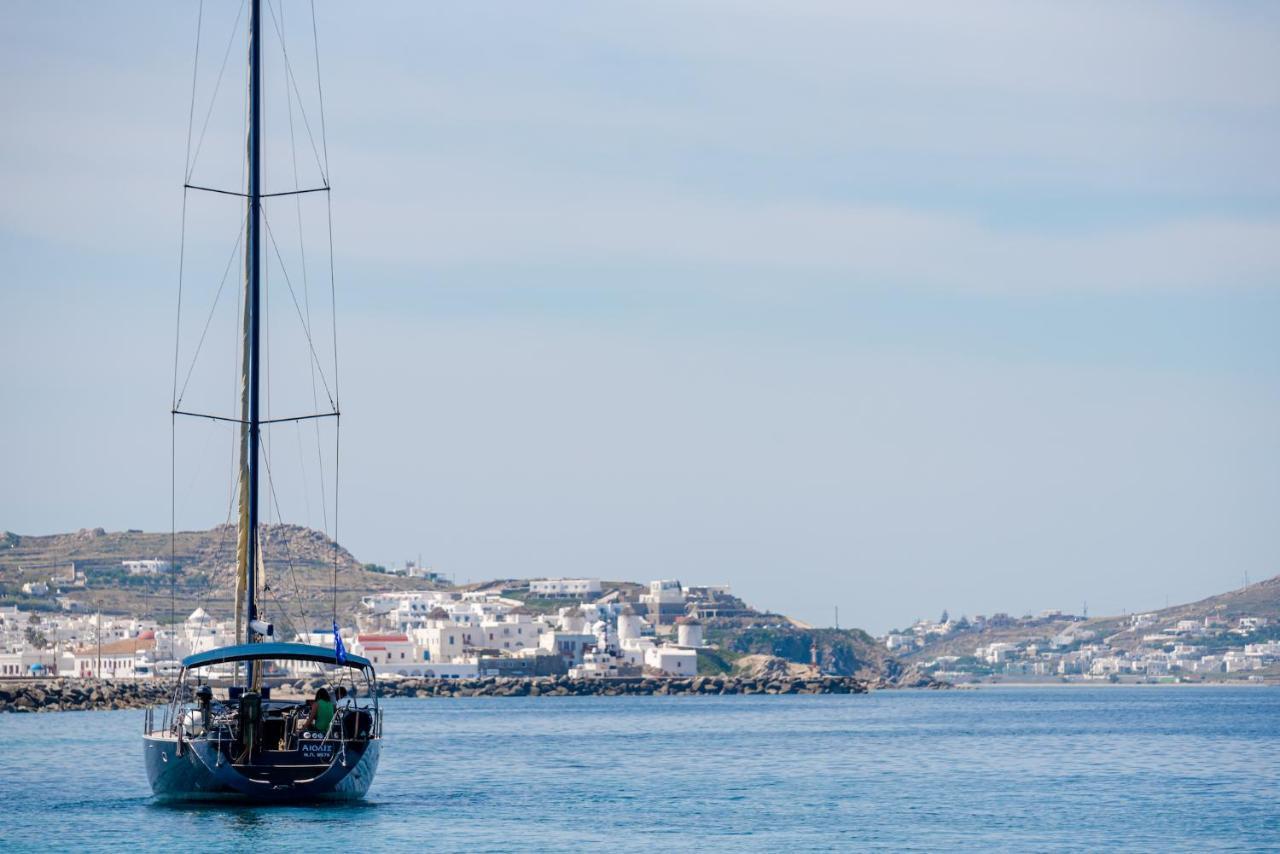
[{"left": 181, "top": 642, "right": 372, "bottom": 671}]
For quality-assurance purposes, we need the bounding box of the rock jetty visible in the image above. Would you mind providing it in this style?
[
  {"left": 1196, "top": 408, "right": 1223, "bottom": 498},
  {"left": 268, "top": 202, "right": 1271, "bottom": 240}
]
[
  {"left": 0, "top": 679, "right": 173, "bottom": 713},
  {"left": 375, "top": 674, "right": 873, "bottom": 698},
  {"left": 2, "top": 673, "right": 949, "bottom": 712}
]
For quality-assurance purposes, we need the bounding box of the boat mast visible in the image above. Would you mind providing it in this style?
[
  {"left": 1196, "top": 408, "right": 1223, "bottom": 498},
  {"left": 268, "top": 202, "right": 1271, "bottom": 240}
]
[{"left": 244, "top": 0, "right": 263, "bottom": 652}]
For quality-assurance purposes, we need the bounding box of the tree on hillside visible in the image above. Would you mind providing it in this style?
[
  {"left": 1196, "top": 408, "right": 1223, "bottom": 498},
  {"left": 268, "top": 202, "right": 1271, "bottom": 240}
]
[{"left": 24, "top": 626, "right": 49, "bottom": 649}]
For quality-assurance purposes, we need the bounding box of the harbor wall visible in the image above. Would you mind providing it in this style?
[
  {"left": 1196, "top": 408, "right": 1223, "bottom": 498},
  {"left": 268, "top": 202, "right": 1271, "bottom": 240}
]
[
  {"left": 0, "top": 679, "right": 172, "bottom": 712},
  {"left": 1, "top": 673, "right": 946, "bottom": 711},
  {"left": 374, "top": 674, "right": 876, "bottom": 698},
  {"left": 2, "top": 670, "right": 952, "bottom": 711}
]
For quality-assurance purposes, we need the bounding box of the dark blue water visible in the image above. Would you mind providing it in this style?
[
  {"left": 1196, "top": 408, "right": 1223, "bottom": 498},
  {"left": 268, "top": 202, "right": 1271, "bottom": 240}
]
[{"left": 1, "top": 687, "right": 1277, "bottom": 851}]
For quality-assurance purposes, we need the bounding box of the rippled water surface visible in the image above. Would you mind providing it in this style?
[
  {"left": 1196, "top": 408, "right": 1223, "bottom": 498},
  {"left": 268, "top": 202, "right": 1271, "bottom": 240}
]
[{"left": 2, "top": 687, "right": 1278, "bottom": 851}]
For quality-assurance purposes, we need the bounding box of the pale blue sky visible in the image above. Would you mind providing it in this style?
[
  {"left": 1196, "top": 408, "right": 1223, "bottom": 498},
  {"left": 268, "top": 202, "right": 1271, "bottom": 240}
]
[{"left": 2, "top": 2, "right": 1278, "bottom": 632}]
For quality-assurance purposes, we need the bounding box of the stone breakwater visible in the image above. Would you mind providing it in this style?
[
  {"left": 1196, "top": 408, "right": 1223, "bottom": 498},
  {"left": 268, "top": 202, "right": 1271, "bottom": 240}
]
[
  {"left": 0, "top": 679, "right": 173, "bottom": 713},
  {"left": 375, "top": 674, "right": 877, "bottom": 698},
  {"left": 2, "top": 673, "right": 946, "bottom": 712}
]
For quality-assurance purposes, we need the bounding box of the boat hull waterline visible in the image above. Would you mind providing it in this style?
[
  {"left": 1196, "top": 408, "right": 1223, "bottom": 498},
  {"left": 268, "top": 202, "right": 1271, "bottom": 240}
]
[{"left": 144, "top": 733, "right": 380, "bottom": 802}]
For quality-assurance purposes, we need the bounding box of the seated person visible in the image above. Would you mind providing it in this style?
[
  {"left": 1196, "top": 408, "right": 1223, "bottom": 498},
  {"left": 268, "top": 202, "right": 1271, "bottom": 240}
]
[
  {"left": 333, "top": 685, "right": 366, "bottom": 738},
  {"left": 303, "top": 687, "right": 335, "bottom": 736}
]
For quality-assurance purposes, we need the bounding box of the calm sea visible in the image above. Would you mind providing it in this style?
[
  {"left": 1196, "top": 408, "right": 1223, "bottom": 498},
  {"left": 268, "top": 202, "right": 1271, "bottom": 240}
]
[{"left": 1, "top": 687, "right": 1277, "bottom": 851}]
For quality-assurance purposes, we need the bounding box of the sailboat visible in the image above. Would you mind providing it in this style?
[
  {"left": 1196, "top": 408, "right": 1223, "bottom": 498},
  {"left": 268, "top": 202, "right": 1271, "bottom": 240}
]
[{"left": 142, "top": 0, "right": 382, "bottom": 801}]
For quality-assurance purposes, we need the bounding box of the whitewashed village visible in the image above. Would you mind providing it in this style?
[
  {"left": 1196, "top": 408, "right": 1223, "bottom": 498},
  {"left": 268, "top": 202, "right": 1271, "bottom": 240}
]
[
  {"left": 888, "top": 606, "right": 1280, "bottom": 684},
  {"left": 3, "top": 538, "right": 1278, "bottom": 687},
  {"left": 0, "top": 572, "right": 720, "bottom": 682}
]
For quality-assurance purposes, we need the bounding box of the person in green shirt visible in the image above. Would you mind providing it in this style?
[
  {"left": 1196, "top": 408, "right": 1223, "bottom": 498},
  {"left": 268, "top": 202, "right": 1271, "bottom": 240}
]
[{"left": 307, "top": 687, "right": 335, "bottom": 735}]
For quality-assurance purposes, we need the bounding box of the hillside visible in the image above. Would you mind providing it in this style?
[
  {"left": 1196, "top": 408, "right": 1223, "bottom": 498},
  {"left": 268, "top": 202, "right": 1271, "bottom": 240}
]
[
  {"left": 2, "top": 526, "right": 941, "bottom": 683},
  {"left": 1087, "top": 574, "right": 1280, "bottom": 646},
  {"left": 448, "top": 577, "right": 900, "bottom": 680},
  {"left": 899, "top": 574, "right": 1280, "bottom": 668},
  {"left": 710, "top": 625, "right": 916, "bottom": 683},
  {"left": 0, "top": 524, "right": 440, "bottom": 630}
]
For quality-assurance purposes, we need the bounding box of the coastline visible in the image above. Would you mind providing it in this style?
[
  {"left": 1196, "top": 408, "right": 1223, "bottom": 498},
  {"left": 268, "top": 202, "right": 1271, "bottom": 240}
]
[
  {"left": 374, "top": 674, "right": 886, "bottom": 699},
  {"left": 0, "top": 679, "right": 172, "bottom": 712},
  {"left": 956, "top": 679, "right": 1276, "bottom": 689},
  {"left": 4, "top": 674, "right": 1269, "bottom": 713},
  {"left": 0, "top": 673, "right": 949, "bottom": 712}
]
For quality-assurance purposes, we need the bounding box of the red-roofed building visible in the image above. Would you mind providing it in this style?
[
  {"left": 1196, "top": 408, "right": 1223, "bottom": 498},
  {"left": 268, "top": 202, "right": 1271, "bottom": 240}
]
[
  {"left": 351, "top": 633, "right": 416, "bottom": 670},
  {"left": 70, "top": 636, "right": 157, "bottom": 679}
]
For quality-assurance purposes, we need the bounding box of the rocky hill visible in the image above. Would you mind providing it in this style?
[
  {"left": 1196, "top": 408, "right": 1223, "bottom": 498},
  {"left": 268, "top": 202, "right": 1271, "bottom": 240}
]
[
  {"left": 708, "top": 624, "right": 900, "bottom": 681},
  {"left": 0, "top": 524, "right": 439, "bottom": 629},
  {"left": 1, "top": 526, "right": 933, "bottom": 685},
  {"left": 900, "top": 574, "right": 1280, "bottom": 663},
  {"left": 1089, "top": 574, "right": 1280, "bottom": 642}
]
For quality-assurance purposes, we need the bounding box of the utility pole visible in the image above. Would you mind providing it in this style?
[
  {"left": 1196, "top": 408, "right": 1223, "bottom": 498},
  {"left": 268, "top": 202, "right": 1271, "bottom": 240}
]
[
  {"left": 96, "top": 599, "right": 103, "bottom": 679},
  {"left": 834, "top": 606, "right": 839, "bottom": 631}
]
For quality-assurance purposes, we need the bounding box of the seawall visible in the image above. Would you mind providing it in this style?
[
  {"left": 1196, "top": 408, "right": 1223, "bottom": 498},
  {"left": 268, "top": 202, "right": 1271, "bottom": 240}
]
[
  {"left": 0, "top": 679, "right": 173, "bottom": 712},
  {"left": 375, "top": 674, "right": 875, "bottom": 698},
  {"left": 0, "top": 674, "right": 919, "bottom": 712}
]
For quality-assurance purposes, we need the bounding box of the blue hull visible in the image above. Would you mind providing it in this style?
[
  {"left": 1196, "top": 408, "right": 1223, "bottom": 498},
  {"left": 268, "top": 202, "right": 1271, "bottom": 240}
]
[{"left": 143, "top": 733, "right": 380, "bottom": 802}]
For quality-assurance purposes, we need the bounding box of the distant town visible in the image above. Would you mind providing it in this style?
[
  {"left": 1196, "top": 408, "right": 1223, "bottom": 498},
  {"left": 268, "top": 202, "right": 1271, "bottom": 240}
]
[
  {"left": 2, "top": 526, "right": 1277, "bottom": 686},
  {"left": 0, "top": 572, "right": 730, "bottom": 680},
  {"left": 5, "top": 554, "right": 893, "bottom": 684},
  {"left": 891, "top": 603, "right": 1280, "bottom": 684}
]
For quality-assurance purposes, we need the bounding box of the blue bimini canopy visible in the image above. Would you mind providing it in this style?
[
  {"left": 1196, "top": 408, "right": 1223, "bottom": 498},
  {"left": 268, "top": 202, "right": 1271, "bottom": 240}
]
[{"left": 182, "top": 642, "right": 372, "bottom": 670}]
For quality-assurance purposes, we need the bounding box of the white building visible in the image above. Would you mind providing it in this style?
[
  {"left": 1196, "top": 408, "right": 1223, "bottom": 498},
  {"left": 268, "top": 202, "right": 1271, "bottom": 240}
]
[
  {"left": 477, "top": 610, "right": 540, "bottom": 652},
  {"left": 676, "top": 617, "right": 703, "bottom": 649},
  {"left": 640, "top": 579, "right": 686, "bottom": 623},
  {"left": 617, "top": 606, "right": 644, "bottom": 642},
  {"left": 70, "top": 636, "right": 157, "bottom": 679},
  {"left": 539, "top": 631, "right": 597, "bottom": 665},
  {"left": 422, "top": 661, "right": 479, "bottom": 679},
  {"left": 351, "top": 633, "right": 418, "bottom": 671},
  {"left": 529, "top": 578, "right": 602, "bottom": 599},
  {"left": 1223, "top": 651, "right": 1256, "bottom": 673},
  {"left": 558, "top": 608, "right": 589, "bottom": 634},
  {"left": 0, "top": 648, "right": 60, "bottom": 677},
  {"left": 181, "top": 607, "right": 234, "bottom": 657},
  {"left": 570, "top": 648, "right": 621, "bottom": 679},
  {"left": 1244, "top": 641, "right": 1280, "bottom": 659},
  {"left": 123, "top": 559, "right": 172, "bottom": 576},
  {"left": 1089, "top": 656, "right": 1128, "bottom": 676},
  {"left": 642, "top": 579, "right": 685, "bottom": 606},
  {"left": 645, "top": 645, "right": 697, "bottom": 675},
  {"left": 410, "top": 608, "right": 469, "bottom": 663},
  {"left": 363, "top": 591, "right": 457, "bottom": 631},
  {"left": 981, "top": 643, "right": 1018, "bottom": 665},
  {"left": 885, "top": 633, "right": 914, "bottom": 651},
  {"left": 1130, "top": 613, "right": 1158, "bottom": 630},
  {"left": 1194, "top": 655, "right": 1224, "bottom": 673}
]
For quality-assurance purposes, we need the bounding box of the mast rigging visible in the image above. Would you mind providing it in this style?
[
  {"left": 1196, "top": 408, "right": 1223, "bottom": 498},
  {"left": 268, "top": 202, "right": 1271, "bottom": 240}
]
[{"left": 235, "top": 0, "right": 264, "bottom": 678}]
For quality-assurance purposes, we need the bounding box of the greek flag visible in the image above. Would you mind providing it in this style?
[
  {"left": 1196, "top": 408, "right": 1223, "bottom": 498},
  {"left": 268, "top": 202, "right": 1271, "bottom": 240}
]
[{"left": 333, "top": 621, "right": 347, "bottom": 664}]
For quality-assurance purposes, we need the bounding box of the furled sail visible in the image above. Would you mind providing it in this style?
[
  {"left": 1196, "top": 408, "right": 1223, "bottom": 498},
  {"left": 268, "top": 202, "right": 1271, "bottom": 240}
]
[{"left": 234, "top": 214, "right": 254, "bottom": 646}]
